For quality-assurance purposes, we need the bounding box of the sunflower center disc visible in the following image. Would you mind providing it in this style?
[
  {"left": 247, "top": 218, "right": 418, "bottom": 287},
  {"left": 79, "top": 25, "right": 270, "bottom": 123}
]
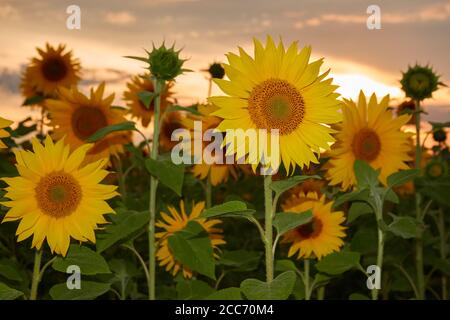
[
  {"left": 296, "top": 217, "right": 323, "bottom": 239},
  {"left": 41, "top": 57, "right": 68, "bottom": 82},
  {"left": 248, "top": 78, "right": 305, "bottom": 135},
  {"left": 71, "top": 106, "right": 108, "bottom": 140},
  {"left": 410, "top": 73, "right": 430, "bottom": 91},
  {"left": 36, "top": 172, "right": 82, "bottom": 218},
  {"left": 352, "top": 128, "right": 381, "bottom": 162}
]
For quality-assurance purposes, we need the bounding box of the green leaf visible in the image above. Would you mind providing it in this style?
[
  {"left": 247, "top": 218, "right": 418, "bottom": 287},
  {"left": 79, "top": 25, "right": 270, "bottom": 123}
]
[
  {"left": 240, "top": 271, "right": 296, "bottom": 300},
  {"left": 270, "top": 175, "right": 320, "bottom": 196},
  {"left": 49, "top": 281, "right": 111, "bottom": 300},
  {"left": 387, "top": 169, "right": 419, "bottom": 187},
  {"left": 199, "top": 201, "right": 255, "bottom": 219},
  {"left": 382, "top": 187, "right": 399, "bottom": 204},
  {"left": 273, "top": 210, "right": 313, "bottom": 236},
  {"left": 145, "top": 157, "right": 184, "bottom": 196},
  {"left": 219, "top": 250, "right": 262, "bottom": 272},
  {"left": 354, "top": 160, "right": 379, "bottom": 189},
  {"left": 428, "top": 257, "right": 450, "bottom": 276},
  {"left": 349, "top": 293, "right": 370, "bottom": 300},
  {"left": 96, "top": 210, "right": 149, "bottom": 253},
  {"left": 388, "top": 216, "right": 420, "bottom": 239},
  {"left": 333, "top": 189, "right": 370, "bottom": 208},
  {"left": 22, "top": 95, "right": 44, "bottom": 106},
  {"left": 53, "top": 245, "right": 110, "bottom": 275},
  {"left": 168, "top": 221, "right": 216, "bottom": 279},
  {"left": 275, "top": 259, "right": 298, "bottom": 273},
  {"left": 316, "top": 251, "right": 361, "bottom": 275},
  {"left": 0, "top": 259, "right": 24, "bottom": 281},
  {"left": 138, "top": 91, "right": 158, "bottom": 108},
  {"left": 347, "top": 202, "right": 373, "bottom": 224},
  {"left": 0, "top": 283, "right": 23, "bottom": 300},
  {"left": 176, "top": 279, "right": 215, "bottom": 300},
  {"left": 87, "top": 121, "right": 136, "bottom": 143},
  {"left": 167, "top": 104, "right": 201, "bottom": 116},
  {"left": 206, "top": 287, "right": 242, "bottom": 300},
  {"left": 416, "top": 176, "right": 450, "bottom": 206}
]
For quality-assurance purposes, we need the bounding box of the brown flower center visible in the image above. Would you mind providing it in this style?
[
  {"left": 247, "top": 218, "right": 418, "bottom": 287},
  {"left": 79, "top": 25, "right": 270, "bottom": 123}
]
[
  {"left": 41, "top": 57, "right": 68, "bottom": 82},
  {"left": 296, "top": 217, "right": 323, "bottom": 239},
  {"left": 352, "top": 128, "right": 381, "bottom": 162},
  {"left": 71, "top": 106, "right": 108, "bottom": 140},
  {"left": 248, "top": 78, "right": 305, "bottom": 135},
  {"left": 36, "top": 172, "right": 82, "bottom": 218}
]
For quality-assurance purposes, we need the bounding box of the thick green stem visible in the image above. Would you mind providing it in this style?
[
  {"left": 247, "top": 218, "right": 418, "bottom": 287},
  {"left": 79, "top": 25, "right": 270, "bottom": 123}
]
[
  {"left": 148, "top": 79, "right": 164, "bottom": 300},
  {"left": 304, "top": 259, "right": 311, "bottom": 300},
  {"left": 372, "top": 227, "right": 385, "bottom": 300},
  {"left": 30, "top": 250, "right": 42, "bottom": 300},
  {"left": 438, "top": 208, "right": 447, "bottom": 300},
  {"left": 414, "top": 99, "right": 425, "bottom": 300},
  {"left": 205, "top": 174, "right": 212, "bottom": 209},
  {"left": 317, "top": 286, "right": 325, "bottom": 300},
  {"left": 264, "top": 175, "right": 274, "bottom": 282}
]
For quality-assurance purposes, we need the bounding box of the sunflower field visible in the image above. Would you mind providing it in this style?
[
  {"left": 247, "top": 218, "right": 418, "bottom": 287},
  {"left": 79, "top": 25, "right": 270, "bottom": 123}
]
[{"left": 0, "top": 36, "right": 449, "bottom": 303}]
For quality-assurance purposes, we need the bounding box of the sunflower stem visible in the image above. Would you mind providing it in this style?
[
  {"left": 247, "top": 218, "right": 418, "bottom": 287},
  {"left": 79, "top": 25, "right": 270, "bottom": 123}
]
[
  {"left": 30, "top": 250, "right": 42, "bottom": 300},
  {"left": 263, "top": 174, "right": 274, "bottom": 283},
  {"left": 438, "top": 207, "right": 447, "bottom": 300},
  {"left": 205, "top": 173, "right": 212, "bottom": 209},
  {"left": 304, "top": 259, "right": 311, "bottom": 300},
  {"left": 414, "top": 99, "right": 425, "bottom": 300},
  {"left": 317, "top": 286, "right": 325, "bottom": 300},
  {"left": 148, "top": 78, "right": 164, "bottom": 300},
  {"left": 372, "top": 226, "right": 385, "bottom": 300}
]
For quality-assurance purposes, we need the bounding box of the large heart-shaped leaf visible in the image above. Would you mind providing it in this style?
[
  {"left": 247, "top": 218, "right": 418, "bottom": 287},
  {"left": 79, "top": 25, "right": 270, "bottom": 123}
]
[
  {"left": 53, "top": 245, "right": 110, "bottom": 275},
  {"left": 273, "top": 210, "right": 313, "bottom": 236},
  {"left": 145, "top": 158, "right": 185, "bottom": 196},
  {"left": 0, "top": 283, "right": 23, "bottom": 300},
  {"left": 270, "top": 175, "right": 321, "bottom": 196},
  {"left": 199, "top": 201, "right": 255, "bottom": 219},
  {"left": 316, "top": 251, "right": 361, "bottom": 275},
  {"left": 87, "top": 121, "right": 136, "bottom": 143},
  {"left": 240, "top": 271, "right": 296, "bottom": 300},
  {"left": 49, "top": 281, "right": 111, "bottom": 300}
]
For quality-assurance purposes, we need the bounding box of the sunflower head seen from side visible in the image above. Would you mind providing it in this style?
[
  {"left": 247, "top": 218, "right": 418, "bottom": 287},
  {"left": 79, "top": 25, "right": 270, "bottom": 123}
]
[
  {"left": 45, "top": 82, "right": 129, "bottom": 163},
  {"left": 123, "top": 74, "right": 173, "bottom": 127},
  {"left": 281, "top": 191, "right": 346, "bottom": 260},
  {"left": 155, "top": 200, "right": 225, "bottom": 278},
  {"left": 21, "top": 43, "right": 81, "bottom": 101},
  {"left": 0, "top": 117, "right": 13, "bottom": 148},
  {"left": 400, "top": 64, "right": 444, "bottom": 102},
  {"left": 0, "top": 136, "right": 118, "bottom": 256},
  {"left": 209, "top": 36, "right": 342, "bottom": 174},
  {"left": 326, "top": 91, "right": 412, "bottom": 190}
]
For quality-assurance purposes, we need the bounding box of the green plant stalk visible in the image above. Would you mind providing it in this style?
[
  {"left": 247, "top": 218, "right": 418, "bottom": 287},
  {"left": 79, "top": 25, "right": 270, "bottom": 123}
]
[
  {"left": 148, "top": 78, "right": 163, "bottom": 300},
  {"left": 317, "top": 286, "right": 325, "bottom": 300},
  {"left": 205, "top": 174, "right": 212, "bottom": 209},
  {"left": 304, "top": 259, "right": 311, "bottom": 300},
  {"left": 438, "top": 208, "right": 447, "bottom": 300},
  {"left": 372, "top": 226, "right": 385, "bottom": 300},
  {"left": 30, "top": 250, "right": 42, "bottom": 300},
  {"left": 263, "top": 175, "right": 274, "bottom": 282},
  {"left": 414, "top": 99, "right": 425, "bottom": 300}
]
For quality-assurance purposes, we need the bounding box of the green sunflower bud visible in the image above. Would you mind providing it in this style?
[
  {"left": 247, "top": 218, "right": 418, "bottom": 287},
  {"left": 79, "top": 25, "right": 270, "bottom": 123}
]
[
  {"left": 424, "top": 158, "right": 448, "bottom": 179},
  {"left": 207, "top": 62, "right": 225, "bottom": 79},
  {"left": 433, "top": 128, "right": 447, "bottom": 143},
  {"left": 400, "top": 64, "right": 445, "bottom": 101},
  {"left": 126, "top": 43, "right": 188, "bottom": 81}
]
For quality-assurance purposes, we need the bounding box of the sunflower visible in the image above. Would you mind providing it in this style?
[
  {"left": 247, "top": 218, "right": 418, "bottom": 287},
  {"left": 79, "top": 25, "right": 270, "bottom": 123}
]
[
  {"left": 159, "top": 111, "right": 189, "bottom": 152},
  {"left": 155, "top": 200, "right": 225, "bottom": 278},
  {"left": 21, "top": 44, "right": 80, "bottom": 99},
  {"left": 209, "top": 36, "right": 342, "bottom": 173},
  {"left": 326, "top": 91, "right": 412, "bottom": 190},
  {"left": 0, "top": 117, "right": 13, "bottom": 148},
  {"left": 123, "top": 74, "right": 173, "bottom": 127},
  {"left": 0, "top": 136, "right": 117, "bottom": 256},
  {"left": 185, "top": 104, "right": 237, "bottom": 186},
  {"left": 45, "top": 83, "right": 129, "bottom": 163},
  {"left": 282, "top": 178, "right": 325, "bottom": 207},
  {"left": 281, "top": 191, "right": 345, "bottom": 259},
  {"left": 396, "top": 100, "right": 416, "bottom": 125}
]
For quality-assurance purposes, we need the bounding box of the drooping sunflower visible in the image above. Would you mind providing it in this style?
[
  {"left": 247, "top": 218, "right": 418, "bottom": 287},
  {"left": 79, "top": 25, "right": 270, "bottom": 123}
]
[
  {"left": 21, "top": 44, "right": 81, "bottom": 100},
  {"left": 0, "top": 117, "right": 13, "bottom": 148},
  {"left": 45, "top": 82, "right": 129, "bottom": 163},
  {"left": 326, "top": 91, "right": 412, "bottom": 190},
  {"left": 186, "top": 104, "right": 237, "bottom": 186},
  {"left": 155, "top": 200, "right": 225, "bottom": 278},
  {"left": 0, "top": 136, "right": 117, "bottom": 256},
  {"left": 209, "top": 36, "right": 342, "bottom": 173},
  {"left": 281, "top": 191, "right": 345, "bottom": 259},
  {"left": 123, "top": 74, "right": 173, "bottom": 127}
]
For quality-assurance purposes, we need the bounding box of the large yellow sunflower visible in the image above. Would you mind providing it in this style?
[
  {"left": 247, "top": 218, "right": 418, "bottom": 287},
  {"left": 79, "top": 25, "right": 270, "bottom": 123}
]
[
  {"left": 0, "top": 117, "right": 13, "bottom": 148},
  {"left": 155, "top": 200, "right": 225, "bottom": 278},
  {"left": 281, "top": 191, "right": 345, "bottom": 259},
  {"left": 123, "top": 74, "right": 173, "bottom": 127},
  {"left": 22, "top": 44, "right": 80, "bottom": 99},
  {"left": 45, "top": 83, "right": 129, "bottom": 163},
  {"left": 0, "top": 136, "right": 117, "bottom": 256},
  {"left": 186, "top": 104, "right": 237, "bottom": 186},
  {"left": 326, "top": 91, "right": 411, "bottom": 190},
  {"left": 209, "top": 36, "right": 342, "bottom": 173}
]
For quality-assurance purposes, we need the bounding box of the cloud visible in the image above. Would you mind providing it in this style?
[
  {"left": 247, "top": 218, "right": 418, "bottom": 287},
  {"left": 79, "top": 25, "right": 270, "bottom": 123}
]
[
  {"left": 0, "top": 3, "right": 20, "bottom": 20},
  {"left": 104, "top": 11, "right": 136, "bottom": 26}
]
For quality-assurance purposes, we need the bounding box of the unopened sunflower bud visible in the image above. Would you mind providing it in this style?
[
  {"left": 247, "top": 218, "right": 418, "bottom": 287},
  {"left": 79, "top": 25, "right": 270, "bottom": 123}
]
[
  {"left": 400, "top": 64, "right": 444, "bottom": 101},
  {"left": 207, "top": 62, "right": 225, "bottom": 79},
  {"left": 424, "top": 158, "right": 448, "bottom": 179},
  {"left": 433, "top": 128, "right": 447, "bottom": 143}
]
